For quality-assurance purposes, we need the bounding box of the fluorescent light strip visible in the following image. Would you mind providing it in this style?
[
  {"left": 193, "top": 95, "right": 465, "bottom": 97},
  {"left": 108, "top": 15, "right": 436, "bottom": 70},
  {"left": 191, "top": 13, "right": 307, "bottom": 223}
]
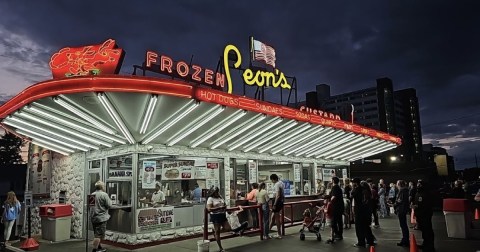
[
  {"left": 318, "top": 135, "right": 367, "bottom": 158},
  {"left": 258, "top": 123, "right": 312, "bottom": 153},
  {"left": 190, "top": 110, "right": 246, "bottom": 148},
  {"left": 313, "top": 133, "right": 357, "bottom": 158},
  {"left": 143, "top": 100, "right": 199, "bottom": 144},
  {"left": 347, "top": 143, "right": 395, "bottom": 161},
  {"left": 342, "top": 141, "right": 392, "bottom": 161},
  {"left": 33, "top": 102, "right": 97, "bottom": 128},
  {"left": 32, "top": 140, "right": 72, "bottom": 156},
  {"left": 140, "top": 95, "right": 158, "bottom": 134},
  {"left": 271, "top": 126, "right": 323, "bottom": 155},
  {"left": 55, "top": 97, "right": 115, "bottom": 134},
  {"left": 242, "top": 120, "right": 298, "bottom": 153},
  {"left": 292, "top": 130, "right": 341, "bottom": 157},
  {"left": 304, "top": 131, "right": 350, "bottom": 157},
  {"left": 333, "top": 139, "right": 382, "bottom": 160},
  {"left": 167, "top": 105, "right": 224, "bottom": 146},
  {"left": 17, "top": 129, "right": 89, "bottom": 152},
  {"left": 27, "top": 106, "right": 126, "bottom": 144},
  {"left": 282, "top": 128, "right": 331, "bottom": 156},
  {"left": 139, "top": 155, "right": 171, "bottom": 161},
  {"left": 98, "top": 93, "right": 135, "bottom": 144},
  {"left": 59, "top": 95, "right": 115, "bottom": 128},
  {"left": 228, "top": 117, "right": 283, "bottom": 151},
  {"left": 210, "top": 114, "right": 266, "bottom": 149},
  {"left": 323, "top": 137, "right": 371, "bottom": 159},
  {"left": 5, "top": 116, "right": 102, "bottom": 149}
]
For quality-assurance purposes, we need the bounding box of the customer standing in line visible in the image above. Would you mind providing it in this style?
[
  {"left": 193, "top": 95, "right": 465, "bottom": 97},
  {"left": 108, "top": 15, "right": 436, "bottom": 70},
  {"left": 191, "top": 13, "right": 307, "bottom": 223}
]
[
  {"left": 330, "top": 177, "right": 344, "bottom": 240},
  {"left": 91, "top": 181, "right": 112, "bottom": 252},
  {"left": 394, "top": 180, "right": 410, "bottom": 247},
  {"left": 351, "top": 178, "right": 375, "bottom": 248},
  {"left": 269, "top": 174, "right": 284, "bottom": 239},
  {"left": 413, "top": 180, "right": 435, "bottom": 252},
  {"left": 378, "top": 183, "right": 387, "bottom": 218},
  {"left": 256, "top": 182, "right": 270, "bottom": 239},
  {"left": 2, "top": 191, "right": 21, "bottom": 246}
]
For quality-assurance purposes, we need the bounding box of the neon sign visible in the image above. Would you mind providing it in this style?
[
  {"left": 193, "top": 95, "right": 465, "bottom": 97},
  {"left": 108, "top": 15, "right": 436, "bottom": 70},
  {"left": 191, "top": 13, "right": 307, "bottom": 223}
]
[
  {"left": 300, "top": 106, "right": 341, "bottom": 120},
  {"left": 223, "top": 45, "right": 292, "bottom": 94},
  {"left": 49, "top": 39, "right": 125, "bottom": 78}
]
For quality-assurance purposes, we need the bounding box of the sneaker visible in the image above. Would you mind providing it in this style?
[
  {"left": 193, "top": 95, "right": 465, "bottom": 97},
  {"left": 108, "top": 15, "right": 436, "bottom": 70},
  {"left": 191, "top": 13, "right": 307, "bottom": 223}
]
[
  {"left": 353, "top": 243, "right": 366, "bottom": 248},
  {"left": 275, "top": 235, "right": 282, "bottom": 239},
  {"left": 326, "top": 239, "right": 335, "bottom": 244}
]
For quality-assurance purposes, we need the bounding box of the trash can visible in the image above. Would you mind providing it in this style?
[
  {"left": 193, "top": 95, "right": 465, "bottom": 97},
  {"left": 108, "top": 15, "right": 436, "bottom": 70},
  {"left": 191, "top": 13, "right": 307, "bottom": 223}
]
[
  {"left": 39, "top": 204, "right": 73, "bottom": 242},
  {"left": 197, "top": 240, "right": 209, "bottom": 252},
  {"left": 443, "top": 199, "right": 471, "bottom": 239}
]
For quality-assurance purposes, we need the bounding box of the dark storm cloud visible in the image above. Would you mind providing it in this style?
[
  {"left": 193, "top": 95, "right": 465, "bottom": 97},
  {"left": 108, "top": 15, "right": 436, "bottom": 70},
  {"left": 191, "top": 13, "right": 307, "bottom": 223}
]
[{"left": 0, "top": 0, "right": 479, "bottom": 168}]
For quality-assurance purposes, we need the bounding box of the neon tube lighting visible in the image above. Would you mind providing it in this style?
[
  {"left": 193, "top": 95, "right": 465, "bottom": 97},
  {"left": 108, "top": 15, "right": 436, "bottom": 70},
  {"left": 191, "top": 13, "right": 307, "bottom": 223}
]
[
  {"left": 27, "top": 106, "right": 126, "bottom": 144},
  {"left": 98, "top": 93, "right": 135, "bottom": 144},
  {"left": 5, "top": 116, "right": 101, "bottom": 149},
  {"left": 319, "top": 135, "right": 366, "bottom": 158},
  {"left": 17, "top": 129, "right": 89, "bottom": 152},
  {"left": 16, "top": 111, "right": 110, "bottom": 147},
  {"left": 140, "top": 95, "right": 158, "bottom": 134},
  {"left": 258, "top": 123, "right": 312, "bottom": 153},
  {"left": 190, "top": 110, "right": 246, "bottom": 148},
  {"left": 284, "top": 128, "right": 335, "bottom": 156},
  {"left": 242, "top": 120, "right": 297, "bottom": 152},
  {"left": 271, "top": 127, "right": 322, "bottom": 155},
  {"left": 338, "top": 139, "right": 382, "bottom": 159},
  {"left": 342, "top": 141, "right": 392, "bottom": 161},
  {"left": 167, "top": 105, "right": 224, "bottom": 146},
  {"left": 142, "top": 100, "right": 199, "bottom": 144},
  {"left": 210, "top": 114, "right": 266, "bottom": 149},
  {"left": 293, "top": 130, "right": 340, "bottom": 157},
  {"left": 32, "top": 140, "right": 72, "bottom": 156},
  {"left": 55, "top": 97, "right": 115, "bottom": 134},
  {"left": 322, "top": 137, "right": 371, "bottom": 159},
  {"left": 228, "top": 117, "right": 283, "bottom": 151}
]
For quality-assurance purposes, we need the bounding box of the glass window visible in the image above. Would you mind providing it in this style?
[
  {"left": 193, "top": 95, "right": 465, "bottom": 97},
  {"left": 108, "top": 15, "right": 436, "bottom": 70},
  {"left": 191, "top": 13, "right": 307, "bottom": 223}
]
[
  {"left": 106, "top": 155, "right": 133, "bottom": 206},
  {"left": 257, "top": 160, "right": 296, "bottom": 197}
]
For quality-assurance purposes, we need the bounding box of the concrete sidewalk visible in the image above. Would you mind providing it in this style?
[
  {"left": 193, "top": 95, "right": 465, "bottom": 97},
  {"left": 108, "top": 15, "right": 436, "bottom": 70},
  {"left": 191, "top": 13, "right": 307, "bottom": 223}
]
[{"left": 6, "top": 212, "right": 480, "bottom": 252}]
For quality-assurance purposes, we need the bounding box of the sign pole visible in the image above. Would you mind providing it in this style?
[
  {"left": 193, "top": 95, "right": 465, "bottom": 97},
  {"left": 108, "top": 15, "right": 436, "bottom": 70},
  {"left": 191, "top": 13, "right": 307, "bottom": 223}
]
[
  {"left": 86, "top": 194, "right": 95, "bottom": 252},
  {"left": 20, "top": 207, "right": 39, "bottom": 251}
]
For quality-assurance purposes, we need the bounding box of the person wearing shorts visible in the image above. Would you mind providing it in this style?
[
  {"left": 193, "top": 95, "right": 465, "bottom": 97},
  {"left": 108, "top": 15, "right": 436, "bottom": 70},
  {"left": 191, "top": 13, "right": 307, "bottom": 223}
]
[
  {"left": 207, "top": 187, "right": 231, "bottom": 252},
  {"left": 91, "top": 181, "right": 112, "bottom": 252},
  {"left": 269, "top": 174, "right": 284, "bottom": 239}
]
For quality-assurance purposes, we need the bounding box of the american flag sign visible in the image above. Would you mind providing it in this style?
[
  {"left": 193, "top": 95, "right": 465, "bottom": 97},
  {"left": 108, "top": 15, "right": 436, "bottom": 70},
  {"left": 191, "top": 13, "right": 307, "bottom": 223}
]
[{"left": 252, "top": 39, "right": 276, "bottom": 68}]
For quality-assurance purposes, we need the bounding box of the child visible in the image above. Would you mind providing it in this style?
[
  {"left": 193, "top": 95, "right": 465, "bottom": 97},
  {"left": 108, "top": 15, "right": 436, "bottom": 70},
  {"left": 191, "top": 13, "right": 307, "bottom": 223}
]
[
  {"left": 302, "top": 208, "right": 313, "bottom": 231},
  {"left": 226, "top": 206, "right": 248, "bottom": 235},
  {"left": 324, "top": 195, "right": 335, "bottom": 244}
]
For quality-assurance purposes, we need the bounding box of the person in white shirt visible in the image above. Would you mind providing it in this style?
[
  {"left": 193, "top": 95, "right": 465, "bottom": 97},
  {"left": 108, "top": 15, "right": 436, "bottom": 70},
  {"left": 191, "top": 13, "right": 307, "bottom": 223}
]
[
  {"left": 269, "top": 174, "right": 284, "bottom": 239},
  {"left": 226, "top": 206, "right": 248, "bottom": 235},
  {"left": 151, "top": 182, "right": 166, "bottom": 207},
  {"left": 207, "top": 187, "right": 230, "bottom": 252}
]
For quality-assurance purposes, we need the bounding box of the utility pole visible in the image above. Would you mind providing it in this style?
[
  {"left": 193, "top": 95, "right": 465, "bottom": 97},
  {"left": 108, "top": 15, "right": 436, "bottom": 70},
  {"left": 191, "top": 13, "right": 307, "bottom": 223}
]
[{"left": 475, "top": 153, "right": 478, "bottom": 169}]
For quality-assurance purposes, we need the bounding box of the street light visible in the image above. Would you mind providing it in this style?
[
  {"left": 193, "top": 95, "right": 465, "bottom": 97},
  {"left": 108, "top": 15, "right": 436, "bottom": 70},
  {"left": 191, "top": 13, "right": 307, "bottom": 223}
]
[{"left": 390, "top": 156, "right": 398, "bottom": 162}]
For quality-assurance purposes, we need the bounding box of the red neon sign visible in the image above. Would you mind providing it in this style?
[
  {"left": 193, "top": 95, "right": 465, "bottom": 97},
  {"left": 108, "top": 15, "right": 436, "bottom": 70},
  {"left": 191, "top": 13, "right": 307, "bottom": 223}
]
[{"left": 49, "top": 39, "right": 125, "bottom": 78}]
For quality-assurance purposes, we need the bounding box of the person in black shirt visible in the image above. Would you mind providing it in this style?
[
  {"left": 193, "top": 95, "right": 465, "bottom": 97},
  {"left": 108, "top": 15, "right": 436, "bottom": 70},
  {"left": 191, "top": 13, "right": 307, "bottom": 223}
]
[
  {"left": 330, "top": 177, "right": 344, "bottom": 240},
  {"left": 413, "top": 180, "right": 435, "bottom": 252},
  {"left": 351, "top": 178, "right": 375, "bottom": 248},
  {"left": 451, "top": 180, "right": 465, "bottom": 199},
  {"left": 394, "top": 180, "right": 410, "bottom": 247}
]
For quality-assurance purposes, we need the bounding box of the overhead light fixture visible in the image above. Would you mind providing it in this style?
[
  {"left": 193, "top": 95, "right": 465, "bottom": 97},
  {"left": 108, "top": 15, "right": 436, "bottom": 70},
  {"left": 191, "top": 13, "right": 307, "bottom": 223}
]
[
  {"left": 31, "top": 139, "right": 74, "bottom": 156},
  {"left": 139, "top": 95, "right": 158, "bottom": 134},
  {"left": 190, "top": 109, "right": 246, "bottom": 148},
  {"left": 304, "top": 130, "right": 349, "bottom": 157},
  {"left": 228, "top": 117, "right": 283, "bottom": 151},
  {"left": 4, "top": 116, "right": 102, "bottom": 149},
  {"left": 258, "top": 123, "right": 312, "bottom": 153},
  {"left": 322, "top": 137, "right": 371, "bottom": 159},
  {"left": 17, "top": 129, "right": 89, "bottom": 152},
  {"left": 27, "top": 105, "right": 126, "bottom": 144},
  {"left": 342, "top": 141, "right": 392, "bottom": 161},
  {"left": 347, "top": 143, "right": 395, "bottom": 161},
  {"left": 210, "top": 114, "right": 266, "bottom": 149},
  {"left": 271, "top": 126, "right": 322, "bottom": 155},
  {"left": 333, "top": 139, "right": 382, "bottom": 160},
  {"left": 142, "top": 100, "right": 199, "bottom": 144},
  {"left": 313, "top": 133, "right": 357, "bottom": 158},
  {"left": 242, "top": 120, "right": 297, "bottom": 152},
  {"left": 54, "top": 96, "right": 115, "bottom": 134},
  {"left": 284, "top": 128, "right": 335, "bottom": 156},
  {"left": 139, "top": 155, "right": 170, "bottom": 161},
  {"left": 167, "top": 105, "right": 224, "bottom": 146},
  {"left": 97, "top": 93, "right": 136, "bottom": 144}
]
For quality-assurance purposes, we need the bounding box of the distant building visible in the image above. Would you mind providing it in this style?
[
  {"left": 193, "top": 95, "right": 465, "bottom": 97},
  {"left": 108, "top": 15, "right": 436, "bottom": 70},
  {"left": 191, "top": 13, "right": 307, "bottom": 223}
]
[
  {"left": 423, "top": 144, "right": 455, "bottom": 179},
  {"left": 304, "top": 77, "right": 423, "bottom": 163}
]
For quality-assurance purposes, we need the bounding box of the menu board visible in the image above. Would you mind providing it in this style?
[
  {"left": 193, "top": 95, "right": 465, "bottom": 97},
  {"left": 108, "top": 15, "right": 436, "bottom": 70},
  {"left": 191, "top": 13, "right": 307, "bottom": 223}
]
[
  {"left": 29, "top": 145, "right": 52, "bottom": 196},
  {"left": 136, "top": 206, "right": 174, "bottom": 233},
  {"left": 342, "top": 168, "right": 348, "bottom": 179},
  {"left": 142, "top": 161, "right": 157, "bottom": 189},
  {"left": 322, "top": 168, "right": 336, "bottom": 182},
  {"left": 206, "top": 162, "right": 219, "bottom": 179},
  {"left": 109, "top": 169, "right": 132, "bottom": 178},
  {"left": 162, "top": 160, "right": 195, "bottom": 180},
  {"left": 293, "top": 164, "right": 301, "bottom": 182},
  {"left": 248, "top": 161, "right": 257, "bottom": 183}
]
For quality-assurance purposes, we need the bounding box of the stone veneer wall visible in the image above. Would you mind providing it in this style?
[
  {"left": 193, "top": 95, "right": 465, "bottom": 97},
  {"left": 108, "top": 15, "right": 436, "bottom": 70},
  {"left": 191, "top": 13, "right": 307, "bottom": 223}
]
[
  {"left": 29, "top": 152, "right": 85, "bottom": 238},
  {"left": 85, "top": 143, "right": 346, "bottom": 245}
]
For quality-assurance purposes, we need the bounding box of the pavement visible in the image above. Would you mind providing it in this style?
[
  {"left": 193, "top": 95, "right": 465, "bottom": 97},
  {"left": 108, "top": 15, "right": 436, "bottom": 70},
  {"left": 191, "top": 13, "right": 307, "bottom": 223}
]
[{"left": 5, "top": 212, "right": 480, "bottom": 252}]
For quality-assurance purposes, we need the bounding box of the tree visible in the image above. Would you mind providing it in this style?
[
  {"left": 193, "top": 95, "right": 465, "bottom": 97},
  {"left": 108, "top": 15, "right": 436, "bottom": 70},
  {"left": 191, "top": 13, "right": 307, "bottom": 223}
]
[{"left": 0, "top": 132, "right": 25, "bottom": 165}]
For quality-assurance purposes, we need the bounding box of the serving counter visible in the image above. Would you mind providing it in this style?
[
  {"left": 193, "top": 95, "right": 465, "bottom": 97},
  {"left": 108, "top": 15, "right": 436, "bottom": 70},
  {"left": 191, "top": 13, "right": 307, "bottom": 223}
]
[{"left": 108, "top": 205, "right": 133, "bottom": 233}]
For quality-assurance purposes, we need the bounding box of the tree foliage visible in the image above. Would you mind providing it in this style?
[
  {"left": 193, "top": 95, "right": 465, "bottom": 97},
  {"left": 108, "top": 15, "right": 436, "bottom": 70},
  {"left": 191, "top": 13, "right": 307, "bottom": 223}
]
[{"left": 0, "top": 132, "right": 24, "bottom": 165}]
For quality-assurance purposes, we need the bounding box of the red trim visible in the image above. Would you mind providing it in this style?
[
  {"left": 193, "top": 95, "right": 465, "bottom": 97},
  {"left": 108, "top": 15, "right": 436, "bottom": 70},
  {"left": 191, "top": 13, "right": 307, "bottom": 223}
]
[
  {"left": 0, "top": 75, "right": 193, "bottom": 119},
  {"left": 0, "top": 75, "right": 401, "bottom": 145}
]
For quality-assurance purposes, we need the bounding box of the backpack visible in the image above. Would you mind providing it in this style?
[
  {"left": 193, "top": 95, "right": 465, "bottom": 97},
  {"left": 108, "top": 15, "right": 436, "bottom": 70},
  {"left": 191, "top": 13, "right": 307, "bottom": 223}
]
[{"left": 4, "top": 203, "right": 18, "bottom": 221}]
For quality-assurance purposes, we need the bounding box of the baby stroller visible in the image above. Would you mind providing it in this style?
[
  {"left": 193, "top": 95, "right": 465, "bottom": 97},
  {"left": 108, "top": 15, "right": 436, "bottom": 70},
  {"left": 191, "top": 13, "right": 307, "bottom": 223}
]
[{"left": 299, "top": 202, "right": 325, "bottom": 241}]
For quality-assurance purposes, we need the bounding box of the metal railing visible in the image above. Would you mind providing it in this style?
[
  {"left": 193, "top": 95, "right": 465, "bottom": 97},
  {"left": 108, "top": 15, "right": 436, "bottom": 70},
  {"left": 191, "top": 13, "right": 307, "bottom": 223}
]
[{"left": 281, "top": 199, "right": 324, "bottom": 235}]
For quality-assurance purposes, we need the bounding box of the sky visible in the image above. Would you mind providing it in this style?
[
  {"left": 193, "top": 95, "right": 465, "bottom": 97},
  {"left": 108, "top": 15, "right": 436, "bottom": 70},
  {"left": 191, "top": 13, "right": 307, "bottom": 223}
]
[{"left": 0, "top": 0, "right": 479, "bottom": 169}]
